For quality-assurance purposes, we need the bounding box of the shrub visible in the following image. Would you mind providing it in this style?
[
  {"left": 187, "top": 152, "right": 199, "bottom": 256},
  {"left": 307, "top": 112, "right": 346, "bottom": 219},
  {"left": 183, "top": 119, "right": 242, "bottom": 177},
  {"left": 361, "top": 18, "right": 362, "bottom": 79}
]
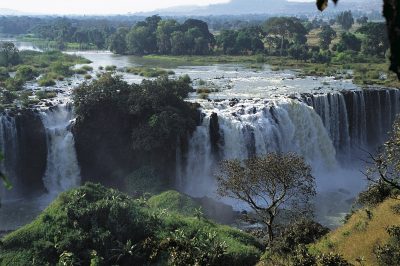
[
  {"left": 105, "top": 65, "right": 117, "bottom": 71},
  {"left": 272, "top": 219, "right": 330, "bottom": 255},
  {"left": 357, "top": 182, "right": 394, "bottom": 207},
  {"left": 4, "top": 77, "right": 24, "bottom": 91},
  {"left": 15, "top": 65, "right": 39, "bottom": 81},
  {"left": 125, "top": 166, "right": 166, "bottom": 197},
  {"left": 35, "top": 90, "right": 57, "bottom": 100},
  {"left": 375, "top": 226, "right": 400, "bottom": 265},
  {"left": 50, "top": 62, "right": 73, "bottom": 76},
  {"left": 84, "top": 74, "right": 92, "bottom": 80},
  {"left": 38, "top": 75, "right": 56, "bottom": 87},
  {"left": 0, "top": 67, "right": 9, "bottom": 81}
]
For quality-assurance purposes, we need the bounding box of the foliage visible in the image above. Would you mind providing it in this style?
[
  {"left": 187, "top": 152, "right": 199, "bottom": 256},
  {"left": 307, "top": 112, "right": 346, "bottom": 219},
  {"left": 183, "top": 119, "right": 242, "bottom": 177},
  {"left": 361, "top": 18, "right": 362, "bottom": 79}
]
[
  {"left": 272, "top": 219, "right": 330, "bottom": 255},
  {"left": 15, "top": 65, "right": 39, "bottom": 81},
  {"left": 357, "top": 22, "right": 389, "bottom": 57},
  {"left": 0, "top": 42, "right": 20, "bottom": 67},
  {"left": 318, "top": 25, "right": 336, "bottom": 50},
  {"left": 335, "top": 33, "right": 361, "bottom": 52},
  {"left": 147, "top": 190, "right": 201, "bottom": 216},
  {"left": 336, "top": 11, "right": 354, "bottom": 31},
  {"left": 125, "top": 166, "right": 166, "bottom": 197},
  {"left": 374, "top": 226, "right": 400, "bottom": 265},
  {"left": 357, "top": 181, "right": 396, "bottom": 207},
  {"left": 38, "top": 75, "right": 56, "bottom": 87},
  {"left": 0, "top": 183, "right": 262, "bottom": 265},
  {"left": 217, "top": 153, "right": 315, "bottom": 242}
]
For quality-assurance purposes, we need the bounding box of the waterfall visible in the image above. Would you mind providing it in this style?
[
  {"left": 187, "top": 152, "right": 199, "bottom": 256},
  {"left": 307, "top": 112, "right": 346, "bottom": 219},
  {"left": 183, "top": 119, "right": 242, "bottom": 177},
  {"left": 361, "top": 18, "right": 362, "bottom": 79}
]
[
  {"left": 0, "top": 115, "right": 18, "bottom": 199},
  {"left": 40, "top": 105, "right": 81, "bottom": 195},
  {"left": 179, "top": 98, "right": 337, "bottom": 195},
  {"left": 179, "top": 88, "right": 400, "bottom": 196}
]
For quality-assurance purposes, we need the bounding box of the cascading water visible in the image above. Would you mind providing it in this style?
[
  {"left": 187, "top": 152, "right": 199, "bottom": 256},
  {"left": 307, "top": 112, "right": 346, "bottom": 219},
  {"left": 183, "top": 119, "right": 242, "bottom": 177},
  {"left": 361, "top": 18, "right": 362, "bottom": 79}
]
[
  {"left": 180, "top": 97, "right": 338, "bottom": 196},
  {"left": 179, "top": 88, "right": 400, "bottom": 201},
  {"left": 40, "top": 105, "right": 81, "bottom": 195},
  {"left": 0, "top": 115, "right": 18, "bottom": 199}
]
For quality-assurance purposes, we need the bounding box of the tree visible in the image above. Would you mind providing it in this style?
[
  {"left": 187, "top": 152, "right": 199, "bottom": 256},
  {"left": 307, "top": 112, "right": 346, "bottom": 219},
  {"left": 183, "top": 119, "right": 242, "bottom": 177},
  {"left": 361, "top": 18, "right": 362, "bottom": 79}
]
[
  {"left": 216, "top": 153, "right": 316, "bottom": 243},
  {"left": 336, "top": 32, "right": 361, "bottom": 52},
  {"left": 264, "top": 17, "right": 307, "bottom": 56},
  {"left": 156, "top": 19, "right": 178, "bottom": 54},
  {"left": 356, "top": 16, "right": 369, "bottom": 25},
  {"left": 316, "top": 0, "right": 400, "bottom": 79},
  {"left": 318, "top": 25, "right": 336, "bottom": 50},
  {"left": 108, "top": 28, "right": 128, "bottom": 54},
  {"left": 336, "top": 11, "right": 354, "bottom": 31},
  {"left": 364, "top": 117, "right": 400, "bottom": 192},
  {"left": 357, "top": 22, "right": 389, "bottom": 57},
  {"left": 0, "top": 42, "right": 20, "bottom": 67}
]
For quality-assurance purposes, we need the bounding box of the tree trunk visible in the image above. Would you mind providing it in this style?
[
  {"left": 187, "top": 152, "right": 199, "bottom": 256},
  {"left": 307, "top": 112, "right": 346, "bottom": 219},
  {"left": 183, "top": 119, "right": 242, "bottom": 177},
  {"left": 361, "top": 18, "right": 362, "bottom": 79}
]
[{"left": 267, "top": 223, "right": 274, "bottom": 243}]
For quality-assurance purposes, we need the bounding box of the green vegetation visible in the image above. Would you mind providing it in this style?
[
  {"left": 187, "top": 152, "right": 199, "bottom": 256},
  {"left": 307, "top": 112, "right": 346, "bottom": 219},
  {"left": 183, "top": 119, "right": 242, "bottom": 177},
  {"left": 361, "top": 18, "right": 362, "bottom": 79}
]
[
  {"left": 38, "top": 75, "right": 56, "bottom": 87},
  {"left": 73, "top": 74, "right": 199, "bottom": 186},
  {"left": 125, "top": 66, "right": 174, "bottom": 77},
  {"left": 0, "top": 43, "right": 90, "bottom": 108},
  {"left": 0, "top": 183, "right": 262, "bottom": 265},
  {"left": 35, "top": 90, "right": 57, "bottom": 100},
  {"left": 147, "top": 190, "right": 201, "bottom": 216}
]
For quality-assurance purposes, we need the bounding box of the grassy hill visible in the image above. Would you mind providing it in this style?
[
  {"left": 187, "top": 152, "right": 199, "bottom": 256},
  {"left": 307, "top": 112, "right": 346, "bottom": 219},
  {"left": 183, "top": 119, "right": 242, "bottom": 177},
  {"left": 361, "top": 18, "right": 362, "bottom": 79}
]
[
  {"left": 311, "top": 198, "right": 400, "bottom": 265},
  {"left": 0, "top": 183, "right": 262, "bottom": 266}
]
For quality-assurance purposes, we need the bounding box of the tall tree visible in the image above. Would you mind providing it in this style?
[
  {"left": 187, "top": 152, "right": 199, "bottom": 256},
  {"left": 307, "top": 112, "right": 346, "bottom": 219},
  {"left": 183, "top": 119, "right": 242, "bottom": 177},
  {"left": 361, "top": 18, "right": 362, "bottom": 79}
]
[
  {"left": 318, "top": 25, "right": 336, "bottom": 50},
  {"left": 0, "top": 42, "right": 20, "bottom": 67},
  {"left": 216, "top": 153, "right": 315, "bottom": 243},
  {"left": 357, "top": 22, "right": 389, "bottom": 57},
  {"left": 264, "top": 17, "right": 307, "bottom": 56},
  {"left": 336, "top": 11, "right": 354, "bottom": 31}
]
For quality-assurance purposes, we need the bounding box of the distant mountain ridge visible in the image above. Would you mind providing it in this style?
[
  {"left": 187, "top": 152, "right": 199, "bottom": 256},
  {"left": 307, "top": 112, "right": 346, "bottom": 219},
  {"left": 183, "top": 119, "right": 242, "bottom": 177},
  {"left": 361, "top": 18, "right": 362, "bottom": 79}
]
[{"left": 138, "top": 0, "right": 382, "bottom": 16}]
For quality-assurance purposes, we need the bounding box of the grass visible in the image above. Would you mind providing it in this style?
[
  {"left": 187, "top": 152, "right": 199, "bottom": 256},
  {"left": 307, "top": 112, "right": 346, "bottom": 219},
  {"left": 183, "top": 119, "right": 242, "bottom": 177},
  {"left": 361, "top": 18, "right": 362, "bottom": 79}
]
[
  {"left": 147, "top": 190, "right": 201, "bottom": 216},
  {"left": 310, "top": 197, "right": 400, "bottom": 265},
  {"left": 35, "top": 90, "right": 57, "bottom": 100},
  {"left": 125, "top": 66, "right": 174, "bottom": 77}
]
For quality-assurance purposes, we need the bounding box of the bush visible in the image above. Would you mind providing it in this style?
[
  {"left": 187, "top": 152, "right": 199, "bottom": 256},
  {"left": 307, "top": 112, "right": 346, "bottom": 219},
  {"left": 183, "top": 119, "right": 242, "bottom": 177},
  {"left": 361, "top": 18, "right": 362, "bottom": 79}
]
[
  {"left": 35, "top": 90, "right": 57, "bottom": 100},
  {"left": 4, "top": 77, "right": 25, "bottom": 91},
  {"left": 125, "top": 166, "right": 166, "bottom": 197},
  {"left": 0, "top": 67, "right": 9, "bottom": 81},
  {"left": 357, "top": 182, "right": 395, "bottom": 207},
  {"left": 272, "top": 219, "right": 330, "bottom": 255},
  {"left": 15, "top": 65, "right": 39, "bottom": 81},
  {"left": 375, "top": 226, "right": 400, "bottom": 265},
  {"left": 84, "top": 74, "right": 92, "bottom": 80},
  {"left": 38, "top": 75, "right": 56, "bottom": 87},
  {"left": 49, "top": 62, "right": 73, "bottom": 76},
  {"left": 105, "top": 65, "right": 117, "bottom": 71}
]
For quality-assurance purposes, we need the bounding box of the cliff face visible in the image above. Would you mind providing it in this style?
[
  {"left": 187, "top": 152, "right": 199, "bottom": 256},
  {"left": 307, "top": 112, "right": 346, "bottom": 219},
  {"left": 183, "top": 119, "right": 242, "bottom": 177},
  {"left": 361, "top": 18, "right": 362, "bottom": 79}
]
[{"left": 1, "top": 109, "right": 48, "bottom": 197}]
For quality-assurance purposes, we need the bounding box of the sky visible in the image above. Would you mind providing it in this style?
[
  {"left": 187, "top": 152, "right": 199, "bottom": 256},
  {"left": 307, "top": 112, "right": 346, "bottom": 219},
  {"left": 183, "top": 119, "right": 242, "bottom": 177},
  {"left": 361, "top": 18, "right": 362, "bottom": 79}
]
[{"left": 0, "top": 0, "right": 313, "bottom": 15}]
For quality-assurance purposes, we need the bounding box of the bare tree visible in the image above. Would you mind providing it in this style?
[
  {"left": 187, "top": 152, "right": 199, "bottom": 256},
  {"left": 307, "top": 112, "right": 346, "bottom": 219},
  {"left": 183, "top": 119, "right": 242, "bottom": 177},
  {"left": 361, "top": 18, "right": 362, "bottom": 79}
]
[
  {"left": 364, "top": 118, "right": 400, "bottom": 191},
  {"left": 216, "top": 153, "right": 316, "bottom": 243}
]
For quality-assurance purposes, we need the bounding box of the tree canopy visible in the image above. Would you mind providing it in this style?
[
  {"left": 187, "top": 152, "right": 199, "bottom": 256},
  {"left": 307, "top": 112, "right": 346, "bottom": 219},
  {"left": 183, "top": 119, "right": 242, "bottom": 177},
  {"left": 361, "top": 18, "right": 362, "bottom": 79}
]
[{"left": 216, "top": 153, "right": 315, "bottom": 242}]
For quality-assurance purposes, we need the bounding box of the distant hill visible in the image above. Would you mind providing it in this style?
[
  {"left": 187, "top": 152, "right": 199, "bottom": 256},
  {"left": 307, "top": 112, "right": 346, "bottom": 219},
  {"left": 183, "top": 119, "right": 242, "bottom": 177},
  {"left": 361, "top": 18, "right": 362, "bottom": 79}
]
[
  {"left": 0, "top": 8, "right": 26, "bottom": 16},
  {"left": 138, "top": 0, "right": 382, "bottom": 16}
]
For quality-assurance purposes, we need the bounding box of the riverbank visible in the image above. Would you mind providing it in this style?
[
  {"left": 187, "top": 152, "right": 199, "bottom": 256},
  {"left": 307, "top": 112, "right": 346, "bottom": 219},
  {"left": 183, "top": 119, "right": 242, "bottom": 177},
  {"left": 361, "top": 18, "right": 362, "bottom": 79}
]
[{"left": 144, "top": 54, "right": 400, "bottom": 88}]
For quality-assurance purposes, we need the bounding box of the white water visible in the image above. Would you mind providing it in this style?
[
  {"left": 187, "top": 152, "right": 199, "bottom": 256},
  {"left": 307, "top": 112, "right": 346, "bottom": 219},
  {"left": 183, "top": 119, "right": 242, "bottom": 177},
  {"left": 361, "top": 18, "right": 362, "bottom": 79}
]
[
  {"left": 40, "top": 105, "right": 81, "bottom": 195},
  {"left": 180, "top": 98, "right": 338, "bottom": 196}
]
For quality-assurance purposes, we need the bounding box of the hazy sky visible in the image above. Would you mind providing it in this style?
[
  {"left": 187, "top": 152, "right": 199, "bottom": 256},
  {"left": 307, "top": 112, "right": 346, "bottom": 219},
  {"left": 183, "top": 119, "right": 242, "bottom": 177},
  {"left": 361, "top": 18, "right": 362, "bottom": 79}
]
[{"left": 1, "top": 0, "right": 314, "bottom": 15}]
